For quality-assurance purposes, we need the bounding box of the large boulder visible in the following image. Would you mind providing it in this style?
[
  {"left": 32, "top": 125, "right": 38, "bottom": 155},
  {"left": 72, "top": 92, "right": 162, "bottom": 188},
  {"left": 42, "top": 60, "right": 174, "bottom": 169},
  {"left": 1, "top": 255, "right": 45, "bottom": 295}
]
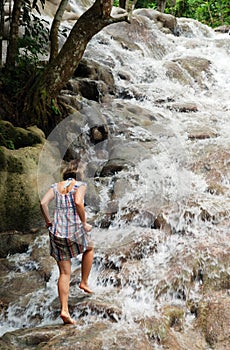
[
  {"left": 0, "top": 145, "right": 44, "bottom": 231},
  {"left": 134, "top": 8, "right": 179, "bottom": 35},
  {"left": 0, "top": 123, "right": 58, "bottom": 232}
]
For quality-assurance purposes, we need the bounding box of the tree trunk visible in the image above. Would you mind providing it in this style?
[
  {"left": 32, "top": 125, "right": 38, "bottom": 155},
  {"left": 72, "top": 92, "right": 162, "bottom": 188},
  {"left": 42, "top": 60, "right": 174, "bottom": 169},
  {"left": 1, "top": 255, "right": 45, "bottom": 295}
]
[
  {"left": 21, "top": 0, "right": 128, "bottom": 133},
  {"left": 49, "top": 0, "right": 69, "bottom": 63},
  {"left": 5, "top": 0, "right": 22, "bottom": 72},
  {"left": 157, "top": 0, "right": 167, "bottom": 13},
  {"left": 0, "top": 0, "right": 5, "bottom": 68},
  {"left": 119, "top": 1, "right": 138, "bottom": 12},
  {"left": 119, "top": 0, "right": 126, "bottom": 8}
]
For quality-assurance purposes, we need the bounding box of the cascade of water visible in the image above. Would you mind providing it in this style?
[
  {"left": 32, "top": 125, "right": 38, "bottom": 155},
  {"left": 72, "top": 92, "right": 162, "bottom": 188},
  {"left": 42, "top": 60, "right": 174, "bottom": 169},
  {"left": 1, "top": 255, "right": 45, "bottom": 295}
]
[{"left": 0, "top": 10, "right": 229, "bottom": 345}]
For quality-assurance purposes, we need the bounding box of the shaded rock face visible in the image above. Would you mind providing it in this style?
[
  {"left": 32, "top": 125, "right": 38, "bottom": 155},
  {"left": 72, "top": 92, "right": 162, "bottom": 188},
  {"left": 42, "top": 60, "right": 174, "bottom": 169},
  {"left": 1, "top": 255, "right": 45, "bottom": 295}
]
[
  {"left": 0, "top": 145, "right": 44, "bottom": 232},
  {"left": 0, "top": 122, "right": 47, "bottom": 232},
  {"left": 69, "top": 58, "right": 116, "bottom": 101}
]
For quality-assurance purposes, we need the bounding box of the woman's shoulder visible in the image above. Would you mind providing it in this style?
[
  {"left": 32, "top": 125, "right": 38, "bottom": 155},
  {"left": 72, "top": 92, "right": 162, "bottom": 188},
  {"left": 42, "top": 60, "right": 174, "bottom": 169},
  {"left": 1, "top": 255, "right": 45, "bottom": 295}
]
[
  {"left": 73, "top": 181, "right": 87, "bottom": 188},
  {"left": 50, "top": 182, "right": 58, "bottom": 190}
]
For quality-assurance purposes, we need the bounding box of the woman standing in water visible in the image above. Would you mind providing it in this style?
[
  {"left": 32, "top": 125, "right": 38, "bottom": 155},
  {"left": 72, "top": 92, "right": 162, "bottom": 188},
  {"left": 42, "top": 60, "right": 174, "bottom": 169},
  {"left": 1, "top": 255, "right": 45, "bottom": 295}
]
[{"left": 40, "top": 162, "right": 94, "bottom": 325}]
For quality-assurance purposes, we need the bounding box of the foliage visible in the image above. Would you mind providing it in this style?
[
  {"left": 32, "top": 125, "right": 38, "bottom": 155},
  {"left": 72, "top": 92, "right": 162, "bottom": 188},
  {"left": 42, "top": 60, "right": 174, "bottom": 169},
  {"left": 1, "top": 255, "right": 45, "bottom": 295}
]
[
  {"left": 18, "top": 0, "right": 49, "bottom": 64},
  {"left": 1, "top": 0, "right": 49, "bottom": 97},
  {"left": 166, "top": 0, "right": 230, "bottom": 27},
  {"left": 18, "top": 12, "right": 49, "bottom": 65},
  {"left": 0, "top": 59, "right": 43, "bottom": 98},
  {"left": 135, "top": 0, "right": 230, "bottom": 27},
  {"left": 136, "top": 0, "right": 157, "bottom": 9}
]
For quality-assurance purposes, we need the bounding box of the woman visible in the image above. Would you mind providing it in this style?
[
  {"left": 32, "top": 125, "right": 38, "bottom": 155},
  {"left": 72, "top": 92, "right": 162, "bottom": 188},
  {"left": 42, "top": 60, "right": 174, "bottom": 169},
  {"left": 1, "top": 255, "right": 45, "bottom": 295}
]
[{"left": 40, "top": 162, "right": 94, "bottom": 325}]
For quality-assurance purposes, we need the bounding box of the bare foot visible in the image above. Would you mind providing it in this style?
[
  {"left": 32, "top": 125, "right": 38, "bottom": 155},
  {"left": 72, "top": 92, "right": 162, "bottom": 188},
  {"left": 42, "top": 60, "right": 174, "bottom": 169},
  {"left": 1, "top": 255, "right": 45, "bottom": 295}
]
[
  {"left": 60, "top": 312, "right": 76, "bottom": 325},
  {"left": 79, "top": 282, "right": 93, "bottom": 294}
]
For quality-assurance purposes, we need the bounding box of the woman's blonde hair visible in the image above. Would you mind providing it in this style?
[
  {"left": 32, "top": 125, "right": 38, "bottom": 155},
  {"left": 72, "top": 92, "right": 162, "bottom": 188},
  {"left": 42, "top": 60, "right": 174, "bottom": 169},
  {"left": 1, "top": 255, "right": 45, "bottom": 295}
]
[{"left": 62, "top": 160, "right": 84, "bottom": 181}]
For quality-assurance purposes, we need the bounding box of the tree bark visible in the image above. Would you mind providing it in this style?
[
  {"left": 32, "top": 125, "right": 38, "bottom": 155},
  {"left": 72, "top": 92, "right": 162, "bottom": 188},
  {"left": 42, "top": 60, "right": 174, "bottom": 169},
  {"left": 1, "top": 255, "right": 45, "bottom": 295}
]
[
  {"left": 0, "top": 0, "right": 5, "bottom": 68},
  {"left": 5, "top": 0, "right": 22, "bottom": 72},
  {"left": 157, "top": 0, "right": 167, "bottom": 13},
  {"left": 119, "top": 0, "right": 126, "bottom": 9},
  {"left": 49, "top": 0, "right": 68, "bottom": 63},
  {"left": 21, "top": 0, "right": 128, "bottom": 132},
  {"left": 42, "top": 0, "right": 129, "bottom": 97}
]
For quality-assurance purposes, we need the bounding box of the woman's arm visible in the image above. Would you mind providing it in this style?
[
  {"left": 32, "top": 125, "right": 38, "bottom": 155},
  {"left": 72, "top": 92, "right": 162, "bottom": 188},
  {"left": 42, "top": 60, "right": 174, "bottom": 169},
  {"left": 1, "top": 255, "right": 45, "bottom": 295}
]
[
  {"left": 74, "top": 184, "right": 92, "bottom": 232},
  {"left": 40, "top": 188, "right": 55, "bottom": 227}
]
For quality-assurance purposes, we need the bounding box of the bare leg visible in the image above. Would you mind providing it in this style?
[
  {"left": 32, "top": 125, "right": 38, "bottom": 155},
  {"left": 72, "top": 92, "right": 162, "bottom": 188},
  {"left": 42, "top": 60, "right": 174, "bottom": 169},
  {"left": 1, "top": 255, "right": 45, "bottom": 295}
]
[
  {"left": 79, "top": 246, "right": 94, "bottom": 294},
  {"left": 57, "top": 260, "right": 76, "bottom": 324}
]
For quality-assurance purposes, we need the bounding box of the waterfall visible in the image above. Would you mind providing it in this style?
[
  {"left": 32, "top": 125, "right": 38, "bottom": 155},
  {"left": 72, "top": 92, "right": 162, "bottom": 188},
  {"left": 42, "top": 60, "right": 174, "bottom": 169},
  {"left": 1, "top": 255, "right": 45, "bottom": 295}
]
[{"left": 0, "top": 8, "right": 229, "bottom": 348}]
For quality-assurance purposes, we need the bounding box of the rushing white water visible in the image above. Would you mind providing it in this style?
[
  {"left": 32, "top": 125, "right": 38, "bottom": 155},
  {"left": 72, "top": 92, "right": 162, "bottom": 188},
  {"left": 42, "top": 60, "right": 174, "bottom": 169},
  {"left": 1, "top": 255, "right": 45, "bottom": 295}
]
[{"left": 0, "top": 9, "right": 229, "bottom": 344}]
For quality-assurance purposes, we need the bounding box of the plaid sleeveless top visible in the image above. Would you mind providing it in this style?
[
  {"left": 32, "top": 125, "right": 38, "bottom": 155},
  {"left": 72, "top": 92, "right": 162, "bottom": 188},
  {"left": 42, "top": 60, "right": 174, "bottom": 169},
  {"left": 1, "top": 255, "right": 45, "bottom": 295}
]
[{"left": 49, "top": 181, "right": 86, "bottom": 241}]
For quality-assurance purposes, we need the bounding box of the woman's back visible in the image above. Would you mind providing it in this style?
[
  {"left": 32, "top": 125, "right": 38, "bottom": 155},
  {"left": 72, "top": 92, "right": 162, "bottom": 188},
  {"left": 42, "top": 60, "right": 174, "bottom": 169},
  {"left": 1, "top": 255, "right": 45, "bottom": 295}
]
[{"left": 50, "top": 181, "right": 86, "bottom": 240}]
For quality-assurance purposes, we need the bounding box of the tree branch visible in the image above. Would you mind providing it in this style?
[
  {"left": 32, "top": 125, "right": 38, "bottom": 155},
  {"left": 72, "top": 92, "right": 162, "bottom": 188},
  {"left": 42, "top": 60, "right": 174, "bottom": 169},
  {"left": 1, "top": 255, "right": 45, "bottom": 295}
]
[{"left": 49, "top": 0, "right": 69, "bottom": 63}]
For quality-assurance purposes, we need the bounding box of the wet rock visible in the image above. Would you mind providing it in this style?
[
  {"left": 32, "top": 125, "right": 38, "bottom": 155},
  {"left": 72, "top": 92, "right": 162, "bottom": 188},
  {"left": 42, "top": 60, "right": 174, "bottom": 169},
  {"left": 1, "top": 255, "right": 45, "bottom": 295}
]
[
  {"left": 183, "top": 199, "right": 229, "bottom": 225},
  {"left": 164, "top": 61, "right": 194, "bottom": 86},
  {"left": 0, "top": 269, "right": 47, "bottom": 306},
  {"left": 161, "top": 327, "right": 208, "bottom": 350},
  {"left": 207, "top": 182, "right": 227, "bottom": 196},
  {"left": 153, "top": 236, "right": 230, "bottom": 301},
  {"left": 107, "top": 139, "right": 151, "bottom": 166},
  {"left": 0, "top": 231, "right": 34, "bottom": 258},
  {"left": 90, "top": 125, "right": 109, "bottom": 144},
  {"left": 167, "top": 102, "right": 199, "bottom": 113},
  {"left": 188, "top": 127, "right": 218, "bottom": 139},
  {"left": 196, "top": 292, "right": 230, "bottom": 349},
  {"left": 68, "top": 79, "right": 112, "bottom": 102},
  {"left": 214, "top": 25, "right": 230, "bottom": 33},
  {"left": 104, "top": 15, "right": 169, "bottom": 58},
  {"left": 103, "top": 230, "right": 158, "bottom": 266},
  {"left": 76, "top": 297, "right": 122, "bottom": 322},
  {"left": 172, "top": 56, "right": 213, "bottom": 89},
  {"left": 100, "top": 325, "right": 153, "bottom": 350},
  {"left": 162, "top": 305, "right": 185, "bottom": 331},
  {"left": 153, "top": 212, "right": 172, "bottom": 233},
  {"left": 67, "top": 58, "right": 116, "bottom": 101},
  {"left": 96, "top": 267, "right": 121, "bottom": 288},
  {"left": 177, "top": 17, "right": 213, "bottom": 38},
  {"left": 30, "top": 239, "right": 55, "bottom": 282},
  {"left": 134, "top": 9, "right": 178, "bottom": 35},
  {"left": 0, "top": 232, "right": 53, "bottom": 308},
  {"left": 0, "top": 321, "right": 153, "bottom": 350},
  {"left": 139, "top": 315, "right": 170, "bottom": 343},
  {"left": 191, "top": 144, "right": 230, "bottom": 186},
  {"left": 98, "top": 158, "right": 129, "bottom": 177}
]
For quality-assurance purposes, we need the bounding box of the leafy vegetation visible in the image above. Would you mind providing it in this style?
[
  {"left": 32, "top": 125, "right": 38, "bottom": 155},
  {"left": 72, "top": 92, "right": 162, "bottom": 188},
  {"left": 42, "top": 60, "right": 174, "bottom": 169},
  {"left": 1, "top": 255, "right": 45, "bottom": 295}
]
[
  {"left": 136, "top": 0, "right": 230, "bottom": 27},
  {"left": 1, "top": 0, "right": 48, "bottom": 98}
]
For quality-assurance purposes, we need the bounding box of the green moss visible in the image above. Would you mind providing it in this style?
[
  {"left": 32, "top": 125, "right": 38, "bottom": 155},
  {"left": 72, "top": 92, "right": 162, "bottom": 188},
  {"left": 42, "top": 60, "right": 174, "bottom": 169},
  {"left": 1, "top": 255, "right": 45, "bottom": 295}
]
[
  {"left": 0, "top": 120, "right": 43, "bottom": 150},
  {"left": 0, "top": 147, "right": 7, "bottom": 170},
  {"left": 140, "top": 316, "right": 169, "bottom": 342},
  {"left": 162, "top": 305, "right": 185, "bottom": 330},
  {"left": 0, "top": 121, "right": 15, "bottom": 149},
  {"left": 6, "top": 154, "right": 23, "bottom": 173},
  {"left": 196, "top": 301, "right": 209, "bottom": 334}
]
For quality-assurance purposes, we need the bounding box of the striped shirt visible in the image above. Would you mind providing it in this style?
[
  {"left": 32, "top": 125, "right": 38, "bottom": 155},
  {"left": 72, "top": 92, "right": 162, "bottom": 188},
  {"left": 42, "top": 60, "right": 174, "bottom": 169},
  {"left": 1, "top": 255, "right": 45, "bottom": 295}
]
[{"left": 49, "top": 181, "right": 86, "bottom": 242}]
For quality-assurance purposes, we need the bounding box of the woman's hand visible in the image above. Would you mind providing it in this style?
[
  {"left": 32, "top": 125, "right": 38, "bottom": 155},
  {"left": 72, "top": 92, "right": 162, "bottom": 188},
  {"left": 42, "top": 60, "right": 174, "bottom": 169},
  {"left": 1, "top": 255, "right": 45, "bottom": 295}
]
[
  {"left": 82, "top": 222, "right": 92, "bottom": 232},
  {"left": 46, "top": 222, "right": 52, "bottom": 228}
]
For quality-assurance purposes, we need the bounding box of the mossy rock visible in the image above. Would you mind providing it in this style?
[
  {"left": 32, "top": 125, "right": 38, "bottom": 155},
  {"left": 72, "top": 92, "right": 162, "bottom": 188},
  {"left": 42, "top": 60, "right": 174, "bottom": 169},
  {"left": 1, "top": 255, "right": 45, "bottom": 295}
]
[
  {"left": 162, "top": 305, "right": 185, "bottom": 330},
  {"left": 139, "top": 316, "right": 169, "bottom": 342},
  {"left": 0, "top": 120, "right": 45, "bottom": 150},
  {"left": 0, "top": 145, "right": 44, "bottom": 231},
  {"left": 195, "top": 292, "right": 230, "bottom": 348}
]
